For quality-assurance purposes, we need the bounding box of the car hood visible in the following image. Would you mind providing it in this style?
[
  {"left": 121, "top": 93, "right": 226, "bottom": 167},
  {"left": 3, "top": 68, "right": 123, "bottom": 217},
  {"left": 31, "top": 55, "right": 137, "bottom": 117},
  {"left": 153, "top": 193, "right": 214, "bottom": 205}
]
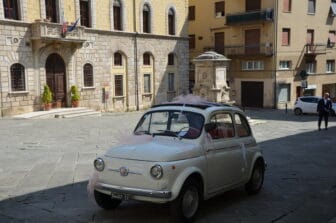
[{"left": 105, "top": 136, "right": 201, "bottom": 162}]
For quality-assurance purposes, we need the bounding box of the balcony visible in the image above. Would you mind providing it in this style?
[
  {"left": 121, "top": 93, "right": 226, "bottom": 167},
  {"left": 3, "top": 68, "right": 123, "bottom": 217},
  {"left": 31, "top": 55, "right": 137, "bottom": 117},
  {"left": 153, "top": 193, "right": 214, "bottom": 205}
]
[
  {"left": 204, "top": 43, "right": 273, "bottom": 57},
  {"left": 226, "top": 9, "right": 274, "bottom": 25},
  {"left": 31, "top": 20, "right": 86, "bottom": 46},
  {"left": 304, "top": 44, "right": 327, "bottom": 55}
]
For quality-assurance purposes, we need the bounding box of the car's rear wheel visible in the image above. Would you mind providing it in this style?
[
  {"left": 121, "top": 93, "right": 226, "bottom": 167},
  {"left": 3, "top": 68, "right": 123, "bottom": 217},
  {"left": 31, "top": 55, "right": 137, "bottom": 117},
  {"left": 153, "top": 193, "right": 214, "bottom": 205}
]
[
  {"left": 329, "top": 109, "right": 336, "bottom": 116},
  {"left": 170, "top": 178, "right": 201, "bottom": 222},
  {"left": 245, "top": 160, "right": 265, "bottom": 195},
  {"left": 294, "top": 108, "right": 302, "bottom": 115},
  {"left": 94, "top": 190, "right": 122, "bottom": 210}
]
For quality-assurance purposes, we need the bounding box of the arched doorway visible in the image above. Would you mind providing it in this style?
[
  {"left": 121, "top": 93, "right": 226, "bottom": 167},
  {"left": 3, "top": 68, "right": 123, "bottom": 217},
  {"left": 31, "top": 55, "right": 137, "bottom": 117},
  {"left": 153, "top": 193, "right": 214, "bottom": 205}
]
[{"left": 45, "top": 53, "right": 66, "bottom": 107}]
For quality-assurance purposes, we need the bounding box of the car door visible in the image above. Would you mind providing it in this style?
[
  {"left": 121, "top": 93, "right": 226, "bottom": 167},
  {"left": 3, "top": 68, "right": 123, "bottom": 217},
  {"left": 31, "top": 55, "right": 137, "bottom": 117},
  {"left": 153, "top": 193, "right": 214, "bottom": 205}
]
[
  {"left": 233, "top": 112, "right": 258, "bottom": 181},
  {"left": 205, "top": 111, "right": 244, "bottom": 194}
]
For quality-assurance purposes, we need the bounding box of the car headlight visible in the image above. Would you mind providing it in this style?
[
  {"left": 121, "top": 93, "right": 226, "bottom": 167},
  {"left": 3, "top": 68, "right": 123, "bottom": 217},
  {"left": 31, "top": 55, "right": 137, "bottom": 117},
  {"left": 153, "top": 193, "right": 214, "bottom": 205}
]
[
  {"left": 150, "top": 164, "right": 163, "bottom": 179},
  {"left": 94, "top": 158, "right": 105, "bottom": 172}
]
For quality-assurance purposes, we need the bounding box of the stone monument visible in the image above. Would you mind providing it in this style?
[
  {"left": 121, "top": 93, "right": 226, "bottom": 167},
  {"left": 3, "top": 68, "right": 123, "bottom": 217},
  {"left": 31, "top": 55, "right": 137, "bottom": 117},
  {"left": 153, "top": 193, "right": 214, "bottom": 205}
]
[{"left": 192, "top": 51, "right": 233, "bottom": 104}]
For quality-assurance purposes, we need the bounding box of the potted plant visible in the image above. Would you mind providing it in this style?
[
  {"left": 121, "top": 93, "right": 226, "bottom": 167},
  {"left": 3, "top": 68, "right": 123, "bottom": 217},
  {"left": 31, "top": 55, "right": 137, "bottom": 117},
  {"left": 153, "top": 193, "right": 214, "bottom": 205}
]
[
  {"left": 42, "top": 85, "right": 52, "bottom": 111},
  {"left": 70, "top": 85, "right": 80, "bottom": 107}
]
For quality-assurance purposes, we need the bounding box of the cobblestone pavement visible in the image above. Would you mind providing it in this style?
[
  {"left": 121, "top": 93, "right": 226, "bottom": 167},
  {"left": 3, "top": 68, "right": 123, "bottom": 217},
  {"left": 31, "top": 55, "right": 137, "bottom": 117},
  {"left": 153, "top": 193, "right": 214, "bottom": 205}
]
[{"left": 0, "top": 109, "right": 335, "bottom": 223}]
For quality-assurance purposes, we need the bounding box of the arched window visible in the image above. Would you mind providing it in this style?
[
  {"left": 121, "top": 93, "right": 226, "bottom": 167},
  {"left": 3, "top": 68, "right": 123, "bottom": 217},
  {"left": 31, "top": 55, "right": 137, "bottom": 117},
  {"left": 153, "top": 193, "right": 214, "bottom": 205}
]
[
  {"left": 168, "top": 53, "right": 175, "bottom": 65},
  {"left": 168, "top": 8, "right": 175, "bottom": 35},
  {"left": 83, "top": 63, "right": 94, "bottom": 87},
  {"left": 114, "top": 52, "right": 123, "bottom": 66},
  {"left": 3, "top": 0, "right": 20, "bottom": 20},
  {"left": 113, "top": 0, "right": 122, "bottom": 30},
  {"left": 143, "top": 53, "right": 151, "bottom": 65},
  {"left": 143, "top": 4, "right": 151, "bottom": 33},
  {"left": 10, "top": 63, "right": 25, "bottom": 91}
]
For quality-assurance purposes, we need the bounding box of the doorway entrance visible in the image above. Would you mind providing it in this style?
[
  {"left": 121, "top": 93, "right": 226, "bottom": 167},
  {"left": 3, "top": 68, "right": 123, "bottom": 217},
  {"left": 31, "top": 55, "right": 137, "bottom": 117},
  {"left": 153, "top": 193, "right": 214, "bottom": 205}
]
[{"left": 45, "top": 53, "right": 67, "bottom": 107}]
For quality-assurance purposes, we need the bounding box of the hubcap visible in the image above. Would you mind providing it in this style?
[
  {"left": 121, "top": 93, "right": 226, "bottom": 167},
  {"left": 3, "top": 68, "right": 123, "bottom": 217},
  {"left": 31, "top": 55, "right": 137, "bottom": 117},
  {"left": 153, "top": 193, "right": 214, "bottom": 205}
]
[
  {"left": 252, "top": 166, "right": 263, "bottom": 189},
  {"left": 182, "top": 187, "right": 199, "bottom": 218}
]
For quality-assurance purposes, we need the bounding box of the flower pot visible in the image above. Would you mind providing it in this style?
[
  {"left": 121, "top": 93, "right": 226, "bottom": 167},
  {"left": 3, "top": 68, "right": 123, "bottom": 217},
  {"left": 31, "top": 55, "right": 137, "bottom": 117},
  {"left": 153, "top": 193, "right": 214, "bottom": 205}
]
[
  {"left": 44, "top": 103, "right": 52, "bottom": 111},
  {"left": 55, "top": 100, "right": 62, "bottom": 108},
  {"left": 72, "top": 101, "right": 79, "bottom": 107}
]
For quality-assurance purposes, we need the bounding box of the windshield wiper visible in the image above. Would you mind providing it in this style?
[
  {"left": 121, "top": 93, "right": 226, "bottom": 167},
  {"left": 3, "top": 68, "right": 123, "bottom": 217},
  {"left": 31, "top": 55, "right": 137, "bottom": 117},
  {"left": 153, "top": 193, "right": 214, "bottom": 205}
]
[{"left": 152, "top": 130, "right": 181, "bottom": 139}]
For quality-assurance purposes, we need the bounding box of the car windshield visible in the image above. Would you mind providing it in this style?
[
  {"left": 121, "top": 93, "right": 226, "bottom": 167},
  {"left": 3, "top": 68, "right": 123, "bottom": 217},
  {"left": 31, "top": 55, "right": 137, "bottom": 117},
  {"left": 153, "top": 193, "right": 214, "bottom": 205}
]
[{"left": 134, "top": 110, "right": 205, "bottom": 139}]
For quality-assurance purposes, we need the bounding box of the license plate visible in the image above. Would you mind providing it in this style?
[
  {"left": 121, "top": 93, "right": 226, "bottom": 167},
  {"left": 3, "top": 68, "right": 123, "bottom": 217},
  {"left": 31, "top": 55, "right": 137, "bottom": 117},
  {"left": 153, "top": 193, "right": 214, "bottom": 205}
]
[{"left": 111, "top": 192, "right": 129, "bottom": 200}]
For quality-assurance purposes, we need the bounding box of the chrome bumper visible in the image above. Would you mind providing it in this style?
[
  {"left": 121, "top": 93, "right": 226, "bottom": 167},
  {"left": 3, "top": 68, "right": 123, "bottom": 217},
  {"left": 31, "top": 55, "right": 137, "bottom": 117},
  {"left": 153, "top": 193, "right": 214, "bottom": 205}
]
[{"left": 95, "top": 182, "right": 172, "bottom": 199}]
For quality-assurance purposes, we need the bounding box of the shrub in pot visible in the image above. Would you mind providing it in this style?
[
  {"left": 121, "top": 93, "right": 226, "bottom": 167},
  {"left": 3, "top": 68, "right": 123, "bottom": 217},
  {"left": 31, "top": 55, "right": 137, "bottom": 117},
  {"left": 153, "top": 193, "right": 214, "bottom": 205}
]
[
  {"left": 70, "top": 85, "right": 80, "bottom": 107},
  {"left": 42, "top": 85, "right": 52, "bottom": 111}
]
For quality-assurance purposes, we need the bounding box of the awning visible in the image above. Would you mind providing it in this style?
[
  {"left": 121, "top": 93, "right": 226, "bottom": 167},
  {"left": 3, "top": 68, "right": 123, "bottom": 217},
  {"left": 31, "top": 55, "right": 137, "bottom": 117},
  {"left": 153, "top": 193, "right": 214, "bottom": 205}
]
[{"left": 330, "top": 2, "right": 336, "bottom": 16}]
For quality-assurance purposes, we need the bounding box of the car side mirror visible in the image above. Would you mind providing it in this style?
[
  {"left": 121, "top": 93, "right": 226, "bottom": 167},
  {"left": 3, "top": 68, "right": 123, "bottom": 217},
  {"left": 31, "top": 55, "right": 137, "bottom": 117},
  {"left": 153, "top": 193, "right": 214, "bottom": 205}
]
[{"left": 204, "top": 123, "right": 217, "bottom": 132}]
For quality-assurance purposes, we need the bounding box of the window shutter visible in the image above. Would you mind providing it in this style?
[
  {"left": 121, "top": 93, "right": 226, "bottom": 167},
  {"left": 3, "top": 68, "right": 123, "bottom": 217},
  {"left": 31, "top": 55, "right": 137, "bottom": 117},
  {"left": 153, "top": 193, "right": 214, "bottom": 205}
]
[
  {"left": 282, "top": 29, "right": 290, "bottom": 45},
  {"left": 115, "top": 75, "right": 123, "bottom": 96},
  {"left": 215, "top": 1, "right": 225, "bottom": 16},
  {"left": 188, "top": 6, "right": 195, "bottom": 20},
  {"left": 283, "top": 0, "right": 291, "bottom": 12},
  {"left": 329, "top": 31, "right": 336, "bottom": 43},
  {"left": 113, "top": 5, "right": 121, "bottom": 30},
  {"left": 215, "top": 32, "right": 225, "bottom": 54}
]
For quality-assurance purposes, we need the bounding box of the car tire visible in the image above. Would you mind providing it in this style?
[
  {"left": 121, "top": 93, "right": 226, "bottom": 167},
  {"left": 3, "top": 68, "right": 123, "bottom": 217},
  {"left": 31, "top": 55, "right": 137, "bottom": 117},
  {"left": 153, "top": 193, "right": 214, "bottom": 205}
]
[
  {"left": 245, "top": 160, "right": 265, "bottom": 195},
  {"left": 329, "top": 109, "right": 336, "bottom": 116},
  {"left": 294, "top": 108, "right": 302, "bottom": 115},
  {"left": 170, "top": 178, "right": 201, "bottom": 223},
  {"left": 94, "top": 190, "right": 122, "bottom": 210}
]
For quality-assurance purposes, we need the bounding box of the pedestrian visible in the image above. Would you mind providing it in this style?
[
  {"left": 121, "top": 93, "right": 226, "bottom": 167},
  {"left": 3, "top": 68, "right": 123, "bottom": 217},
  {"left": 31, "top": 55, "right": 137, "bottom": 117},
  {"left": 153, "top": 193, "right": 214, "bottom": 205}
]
[{"left": 317, "top": 92, "right": 332, "bottom": 130}]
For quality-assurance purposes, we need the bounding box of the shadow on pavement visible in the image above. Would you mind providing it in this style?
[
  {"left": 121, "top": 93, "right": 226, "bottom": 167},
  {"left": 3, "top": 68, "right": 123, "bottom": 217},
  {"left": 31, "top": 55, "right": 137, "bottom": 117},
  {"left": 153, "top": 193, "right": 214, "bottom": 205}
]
[
  {"left": 0, "top": 127, "right": 336, "bottom": 223},
  {"left": 245, "top": 108, "right": 336, "bottom": 123}
]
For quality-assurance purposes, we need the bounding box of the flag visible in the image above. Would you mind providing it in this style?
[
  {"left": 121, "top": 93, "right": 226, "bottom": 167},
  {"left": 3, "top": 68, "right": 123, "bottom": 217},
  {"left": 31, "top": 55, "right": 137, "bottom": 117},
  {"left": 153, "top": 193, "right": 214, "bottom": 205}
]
[
  {"left": 67, "top": 18, "right": 79, "bottom": 32},
  {"left": 61, "top": 22, "right": 67, "bottom": 37}
]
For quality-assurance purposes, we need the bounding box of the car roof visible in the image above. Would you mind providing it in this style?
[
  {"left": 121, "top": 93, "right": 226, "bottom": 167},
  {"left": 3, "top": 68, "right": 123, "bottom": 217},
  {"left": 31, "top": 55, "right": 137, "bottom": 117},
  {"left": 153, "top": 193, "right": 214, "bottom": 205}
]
[{"left": 150, "top": 102, "right": 244, "bottom": 116}]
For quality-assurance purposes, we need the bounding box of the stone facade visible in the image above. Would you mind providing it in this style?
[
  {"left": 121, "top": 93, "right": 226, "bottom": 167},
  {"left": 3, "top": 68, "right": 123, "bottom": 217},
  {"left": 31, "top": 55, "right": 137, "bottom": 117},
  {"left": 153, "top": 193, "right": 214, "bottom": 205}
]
[{"left": 0, "top": 0, "right": 189, "bottom": 116}]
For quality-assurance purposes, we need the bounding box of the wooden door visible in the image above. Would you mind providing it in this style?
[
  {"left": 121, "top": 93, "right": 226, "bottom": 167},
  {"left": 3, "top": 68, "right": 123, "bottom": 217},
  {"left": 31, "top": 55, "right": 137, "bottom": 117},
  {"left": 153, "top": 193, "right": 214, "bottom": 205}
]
[
  {"left": 245, "top": 29, "right": 260, "bottom": 54},
  {"left": 45, "top": 0, "right": 57, "bottom": 22},
  {"left": 80, "top": 0, "right": 91, "bottom": 27},
  {"left": 46, "top": 54, "right": 66, "bottom": 106},
  {"left": 241, "top": 81, "right": 264, "bottom": 108}
]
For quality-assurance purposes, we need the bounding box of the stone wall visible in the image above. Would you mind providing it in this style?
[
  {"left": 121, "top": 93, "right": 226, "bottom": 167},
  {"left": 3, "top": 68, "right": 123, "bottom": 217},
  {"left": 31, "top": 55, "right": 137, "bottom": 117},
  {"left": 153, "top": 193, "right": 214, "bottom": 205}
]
[{"left": 0, "top": 20, "right": 189, "bottom": 116}]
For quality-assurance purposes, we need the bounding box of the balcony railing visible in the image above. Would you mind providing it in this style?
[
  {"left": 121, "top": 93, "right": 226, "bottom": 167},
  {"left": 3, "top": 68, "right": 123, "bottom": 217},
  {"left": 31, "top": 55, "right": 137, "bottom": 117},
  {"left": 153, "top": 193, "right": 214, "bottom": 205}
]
[
  {"left": 304, "top": 44, "right": 327, "bottom": 55},
  {"left": 204, "top": 43, "right": 273, "bottom": 57},
  {"left": 31, "top": 20, "right": 86, "bottom": 43},
  {"left": 226, "top": 9, "right": 274, "bottom": 25}
]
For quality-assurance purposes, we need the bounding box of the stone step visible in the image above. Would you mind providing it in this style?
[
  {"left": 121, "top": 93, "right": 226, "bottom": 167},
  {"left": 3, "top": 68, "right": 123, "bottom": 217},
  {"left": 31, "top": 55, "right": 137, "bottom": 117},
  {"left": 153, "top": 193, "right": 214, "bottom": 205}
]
[
  {"left": 13, "top": 107, "right": 101, "bottom": 119},
  {"left": 56, "top": 110, "right": 101, "bottom": 118}
]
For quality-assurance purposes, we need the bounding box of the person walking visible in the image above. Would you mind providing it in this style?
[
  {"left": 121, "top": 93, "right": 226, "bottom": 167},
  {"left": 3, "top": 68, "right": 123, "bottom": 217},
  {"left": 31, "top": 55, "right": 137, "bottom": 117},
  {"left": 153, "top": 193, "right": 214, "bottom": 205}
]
[{"left": 317, "top": 92, "right": 332, "bottom": 130}]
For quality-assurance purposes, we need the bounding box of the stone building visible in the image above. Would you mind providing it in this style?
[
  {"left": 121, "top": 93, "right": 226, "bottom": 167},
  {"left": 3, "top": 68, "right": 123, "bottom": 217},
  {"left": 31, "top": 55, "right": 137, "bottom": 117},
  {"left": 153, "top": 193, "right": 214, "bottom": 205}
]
[
  {"left": 0, "top": 0, "right": 189, "bottom": 116},
  {"left": 189, "top": 0, "right": 336, "bottom": 109}
]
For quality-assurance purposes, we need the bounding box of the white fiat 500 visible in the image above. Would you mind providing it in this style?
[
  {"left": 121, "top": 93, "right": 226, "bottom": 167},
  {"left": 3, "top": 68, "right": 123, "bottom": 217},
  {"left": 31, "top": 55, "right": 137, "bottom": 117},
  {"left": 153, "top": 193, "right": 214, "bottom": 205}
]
[{"left": 93, "top": 102, "right": 266, "bottom": 222}]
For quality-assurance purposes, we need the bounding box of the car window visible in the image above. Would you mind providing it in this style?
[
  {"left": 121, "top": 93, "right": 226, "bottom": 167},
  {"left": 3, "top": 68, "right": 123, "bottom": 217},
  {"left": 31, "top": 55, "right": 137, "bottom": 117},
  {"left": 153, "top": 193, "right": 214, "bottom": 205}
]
[
  {"left": 234, "top": 113, "right": 251, "bottom": 137},
  {"left": 301, "top": 98, "right": 313, "bottom": 103},
  {"left": 208, "top": 112, "right": 235, "bottom": 139},
  {"left": 134, "top": 110, "right": 204, "bottom": 139}
]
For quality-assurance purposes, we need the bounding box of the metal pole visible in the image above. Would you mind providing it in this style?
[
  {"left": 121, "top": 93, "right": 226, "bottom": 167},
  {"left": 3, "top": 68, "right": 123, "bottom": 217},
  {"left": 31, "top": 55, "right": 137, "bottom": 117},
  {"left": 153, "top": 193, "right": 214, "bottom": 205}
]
[
  {"left": 133, "top": 0, "right": 139, "bottom": 111},
  {"left": 273, "top": 0, "right": 278, "bottom": 109},
  {"left": 0, "top": 75, "right": 3, "bottom": 117}
]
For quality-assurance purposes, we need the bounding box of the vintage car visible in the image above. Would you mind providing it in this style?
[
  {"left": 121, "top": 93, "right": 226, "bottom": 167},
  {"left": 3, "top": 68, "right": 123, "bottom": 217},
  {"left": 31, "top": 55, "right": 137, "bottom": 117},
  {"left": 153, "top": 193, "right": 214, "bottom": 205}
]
[{"left": 92, "top": 102, "right": 266, "bottom": 222}]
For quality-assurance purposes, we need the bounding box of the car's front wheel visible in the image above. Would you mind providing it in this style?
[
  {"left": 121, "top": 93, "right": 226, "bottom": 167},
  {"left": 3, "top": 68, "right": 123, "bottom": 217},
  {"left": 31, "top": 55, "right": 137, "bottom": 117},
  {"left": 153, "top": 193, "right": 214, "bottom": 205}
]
[
  {"left": 170, "top": 179, "right": 201, "bottom": 222},
  {"left": 94, "top": 190, "right": 122, "bottom": 210},
  {"left": 294, "top": 108, "right": 303, "bottom": 115},
  {"left": 245, "top": 160, "right": 265, "bottom": 195}
]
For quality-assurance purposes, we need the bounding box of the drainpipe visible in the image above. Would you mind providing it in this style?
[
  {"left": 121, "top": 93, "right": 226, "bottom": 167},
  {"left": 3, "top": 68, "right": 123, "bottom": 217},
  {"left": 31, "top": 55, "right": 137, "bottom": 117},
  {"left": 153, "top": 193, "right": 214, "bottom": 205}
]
[
  {"left": 273, "top": 0, "right": 278, "bottom": 109},
  {"left": 0, "top": 72, "right": 3, "bottom": 117},
  {"left": 133, "top": 0, "right": 139, "bottom": 111}
]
